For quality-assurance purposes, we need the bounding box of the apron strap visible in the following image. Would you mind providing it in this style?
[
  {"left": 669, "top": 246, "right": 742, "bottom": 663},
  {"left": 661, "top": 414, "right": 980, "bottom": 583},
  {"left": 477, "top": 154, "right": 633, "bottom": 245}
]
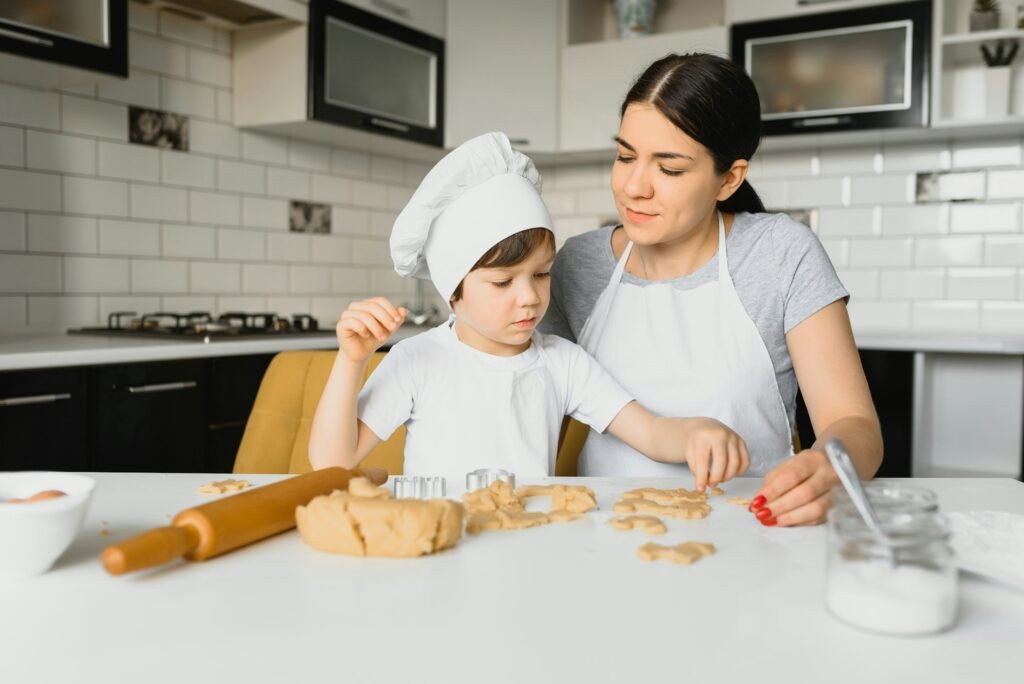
[
  {"left": 614, "top": 240, "right": 633, "bottom": 281},
  {"left": 716, "top": 210, "right": 729, "bottom": 282}
]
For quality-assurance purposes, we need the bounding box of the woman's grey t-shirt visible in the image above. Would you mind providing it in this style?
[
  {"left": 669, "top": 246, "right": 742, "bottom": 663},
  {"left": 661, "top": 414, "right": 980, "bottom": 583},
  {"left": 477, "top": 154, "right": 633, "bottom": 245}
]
[{"left": 540, "top": 211, "right": 849, "bottom": 430}]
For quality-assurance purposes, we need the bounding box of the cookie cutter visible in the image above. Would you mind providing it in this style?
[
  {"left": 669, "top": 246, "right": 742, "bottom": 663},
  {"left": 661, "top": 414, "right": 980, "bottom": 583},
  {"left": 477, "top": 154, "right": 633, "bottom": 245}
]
[
  {"left": 465, "top": 469, "right": 516, "bottom": 491},
  {"left": 392, "top": 476, "right": 446, "bottom": 500}
]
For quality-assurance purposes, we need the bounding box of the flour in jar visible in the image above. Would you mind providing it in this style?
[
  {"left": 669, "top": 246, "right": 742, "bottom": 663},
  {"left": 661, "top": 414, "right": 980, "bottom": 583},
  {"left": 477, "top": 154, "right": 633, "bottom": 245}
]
[{"left": 826, "top": 560, "right": 957, "bottom": 636}]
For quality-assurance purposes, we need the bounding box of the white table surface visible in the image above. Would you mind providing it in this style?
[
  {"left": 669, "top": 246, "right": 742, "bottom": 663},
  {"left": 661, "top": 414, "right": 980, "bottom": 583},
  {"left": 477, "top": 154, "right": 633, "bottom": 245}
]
[{"left": 3, "top": 474, "right": 1023, "bottom": 683}]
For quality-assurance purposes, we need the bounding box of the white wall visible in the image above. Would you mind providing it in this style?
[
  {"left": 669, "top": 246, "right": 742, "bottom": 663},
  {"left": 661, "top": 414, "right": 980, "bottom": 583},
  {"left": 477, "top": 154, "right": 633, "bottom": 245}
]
[
  {"left": 540, "top": 138, "right": 1024, "bottom": 338},
  {"left": 0, "top": 2, "right": 1021, "bottom": 338},
  {"left": 0, "top": 2, "right": 427, "bottom": 331}
]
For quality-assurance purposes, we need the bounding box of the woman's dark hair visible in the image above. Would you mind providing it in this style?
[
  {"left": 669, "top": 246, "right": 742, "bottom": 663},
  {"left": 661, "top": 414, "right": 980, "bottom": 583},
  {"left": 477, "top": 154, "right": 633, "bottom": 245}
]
[
  {"left": 620, "top": 53, "right": 766, "bottom": 214},
  {"left": 450, "top": 228, "right": 555, "bottom": 302}
]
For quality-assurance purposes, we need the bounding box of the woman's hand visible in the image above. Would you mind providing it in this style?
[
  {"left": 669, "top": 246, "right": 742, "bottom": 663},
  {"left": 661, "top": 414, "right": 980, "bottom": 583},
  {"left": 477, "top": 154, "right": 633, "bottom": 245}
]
[
  {"left": 674, "top": 417, "right": 750, "bottom": 491},
  {"left": 749, "top": 448, "right": 839, "bottom": 526},
  {"left": 336, "top": 297, "right": 407, "bottom": 364}
]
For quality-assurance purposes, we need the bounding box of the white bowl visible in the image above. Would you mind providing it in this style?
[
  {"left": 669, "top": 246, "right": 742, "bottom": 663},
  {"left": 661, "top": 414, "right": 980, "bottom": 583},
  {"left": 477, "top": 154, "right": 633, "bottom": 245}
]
[{"left": 0, "top": 472, "right": 96, "bottom": 581}]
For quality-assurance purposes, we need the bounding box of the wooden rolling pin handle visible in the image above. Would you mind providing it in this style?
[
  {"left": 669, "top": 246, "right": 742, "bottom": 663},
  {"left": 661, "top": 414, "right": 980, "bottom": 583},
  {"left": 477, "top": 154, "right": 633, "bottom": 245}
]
[
  {"left": 355, "top": 467, "right": 388, "bottom": 486},
  {"left": 101, "top": 525, "right": 201, "bottom": 576}
]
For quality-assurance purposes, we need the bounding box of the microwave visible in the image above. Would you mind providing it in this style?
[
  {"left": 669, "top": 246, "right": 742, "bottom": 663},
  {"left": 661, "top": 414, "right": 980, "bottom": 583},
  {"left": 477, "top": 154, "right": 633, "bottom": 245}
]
[
  {"left": 730, "top": 1, "right": 932, "bottom": 135},
  {"left": 308, "top": 0, "right": 445, "bottom": 147},
  {"left": 0, "top": 0, "right": 127, "bottom": 83}
]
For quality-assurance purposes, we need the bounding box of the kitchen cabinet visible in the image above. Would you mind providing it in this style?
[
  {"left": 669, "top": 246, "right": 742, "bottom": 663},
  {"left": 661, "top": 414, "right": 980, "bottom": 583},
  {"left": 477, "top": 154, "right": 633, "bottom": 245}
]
[
  {"left": 795, "top": 350, "right": 915, "bottom": 477},
  {"left": 0, "top": 367, "right": 90, "bottom": 471},
  {"left": 205, "top": 354, "right": 276, "bottom": 473},
  {"left": 93, "top": 360, "right": 207, "bottom": 473},
  {"left": 234, "top": 0, "right": 447, "bottom": 160},
  {"left": 559, "top": 26, "right": 727, "bottom": 153},
  {"left": 797, "top": 346, "right": 1024, "bottom": 481},
  {"left": 342, "top": 0, "right": 445, "bottom": 38},
  {"left": 0, "top": 0, "right": 128, "bottom": 89},
  {"left": 445, "top": 0, "right": 560, "bottom": 152},
  {"left": 725, "top": 0, "right": 900, "bottom": 24}
]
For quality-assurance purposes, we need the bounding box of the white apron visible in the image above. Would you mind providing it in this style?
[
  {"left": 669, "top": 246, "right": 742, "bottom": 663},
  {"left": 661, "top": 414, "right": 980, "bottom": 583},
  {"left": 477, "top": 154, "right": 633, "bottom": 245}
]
[{"left": 577, "top": 211, "right": 793, "bottom": 476}]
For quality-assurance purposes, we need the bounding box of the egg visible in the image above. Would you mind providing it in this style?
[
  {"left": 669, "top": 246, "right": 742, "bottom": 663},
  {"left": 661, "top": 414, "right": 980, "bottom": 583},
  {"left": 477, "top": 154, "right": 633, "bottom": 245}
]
[{"left": 2, "top": 489, "right": 67, "bottom": 504}]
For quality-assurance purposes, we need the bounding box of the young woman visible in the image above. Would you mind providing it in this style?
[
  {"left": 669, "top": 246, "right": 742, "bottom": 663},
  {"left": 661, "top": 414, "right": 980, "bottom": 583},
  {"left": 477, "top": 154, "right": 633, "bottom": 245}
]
[
  {"left": 309, "top": 132, "right": 749, "bottom": 488},
  {"left": 541, "top": 54, "right": 883, "bottom": 526}
]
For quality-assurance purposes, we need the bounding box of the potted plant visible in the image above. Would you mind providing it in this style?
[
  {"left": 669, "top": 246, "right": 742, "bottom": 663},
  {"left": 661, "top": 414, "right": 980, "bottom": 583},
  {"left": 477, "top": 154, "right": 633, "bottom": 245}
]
[
  {"left": 970, "top": 0, "right": 1001, "bottom": 32},
  {"left": 612, "top": 0, "right": 657, "bottom": 39},
  {"left": 980, "top": 39, "right": 1019, "bottom": 116}
]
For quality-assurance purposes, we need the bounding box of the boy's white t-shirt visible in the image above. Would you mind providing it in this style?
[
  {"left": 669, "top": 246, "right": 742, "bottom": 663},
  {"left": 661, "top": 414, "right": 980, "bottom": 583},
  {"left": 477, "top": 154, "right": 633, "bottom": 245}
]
[{"left": 357, "top": 319, "right": 634, "bottom": 477}]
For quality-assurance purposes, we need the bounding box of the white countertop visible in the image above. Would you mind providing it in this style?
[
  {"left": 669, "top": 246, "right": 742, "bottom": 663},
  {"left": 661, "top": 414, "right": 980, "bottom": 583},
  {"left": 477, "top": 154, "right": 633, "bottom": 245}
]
[
  {"left": 855, "top": 333, "right": 1024, "bottom": 355},
  {"left": 2, "top": 474, "right": 1022, "bottom": 683},
  {"left": 0, "top": 325, "right": 433, "bottom": 371},
  {"left": 1, "top": 328, "right": 1023, "bottom": 371}
]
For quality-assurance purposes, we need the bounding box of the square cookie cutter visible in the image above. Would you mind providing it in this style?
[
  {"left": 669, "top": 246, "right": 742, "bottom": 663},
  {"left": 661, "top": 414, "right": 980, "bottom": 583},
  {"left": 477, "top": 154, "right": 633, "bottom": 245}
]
[
  {"left": 465, "top": 469, "right": 516, "bottom": 491},
  {"left": 392, "top": 476, "right": 446, "bottom": 500}
]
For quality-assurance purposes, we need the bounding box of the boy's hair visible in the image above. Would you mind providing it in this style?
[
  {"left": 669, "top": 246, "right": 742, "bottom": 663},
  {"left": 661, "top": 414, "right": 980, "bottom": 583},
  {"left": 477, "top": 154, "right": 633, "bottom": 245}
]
[{"left": 450, "top": 228, "right": 555, "bottom": 302}]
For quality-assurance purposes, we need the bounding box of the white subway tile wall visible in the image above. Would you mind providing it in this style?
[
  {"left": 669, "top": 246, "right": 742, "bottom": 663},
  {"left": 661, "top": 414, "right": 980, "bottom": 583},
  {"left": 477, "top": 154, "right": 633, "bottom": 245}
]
[{"left": 0, "top": 4, "right": 1022, "bottom": 335}]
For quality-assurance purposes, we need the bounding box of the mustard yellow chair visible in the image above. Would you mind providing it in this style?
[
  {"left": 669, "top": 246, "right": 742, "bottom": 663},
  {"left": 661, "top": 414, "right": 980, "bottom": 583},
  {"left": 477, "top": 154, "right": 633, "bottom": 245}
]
[
  {"left": 233, "top": 349, "right": 594, "bottom": 476},
  {"left": 233, "top": 351, "right": 406, "bottom": 475}
]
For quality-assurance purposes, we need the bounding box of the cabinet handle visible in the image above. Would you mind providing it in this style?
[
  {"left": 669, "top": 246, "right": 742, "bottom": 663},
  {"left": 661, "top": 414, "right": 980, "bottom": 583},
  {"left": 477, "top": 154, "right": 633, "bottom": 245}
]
[
  {"left": 370, "top": 0, "right": 410, "bottom": 20},
  {"left": 120, "top": 381, "right": 198, "bottom": 394},
  {"left": 0, "top": 392, "right": 71, "bottom": 407},
  {"left": 369, "top": 117, "right": 411, "bottom": 133},
  {"left": 0, "top": 26, "right": 55, "bottom": 47}
]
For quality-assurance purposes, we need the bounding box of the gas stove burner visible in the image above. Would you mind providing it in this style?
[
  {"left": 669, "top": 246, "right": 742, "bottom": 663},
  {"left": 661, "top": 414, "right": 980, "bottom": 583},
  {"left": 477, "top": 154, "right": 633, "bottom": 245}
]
[{"left": 76, "top": 311, "right": 332, "bottom": 342}]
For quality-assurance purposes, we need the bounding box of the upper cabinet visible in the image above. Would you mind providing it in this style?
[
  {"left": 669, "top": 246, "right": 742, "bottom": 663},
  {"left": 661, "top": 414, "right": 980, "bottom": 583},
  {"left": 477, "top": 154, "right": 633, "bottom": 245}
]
[
  {"left": 445, "top": 0, "right": 560, "bottom": 152},
  {"left": 560, "top": 0, "right": 727, "bottom": 154},
  {"left": 725, "top": 0, "right": 901, "bottom": 24},
  {"left": 234, "top": 0, "right": 447, "bottom": 161},
  {"left": 0, "top": 0, "right": 128, "bottom": 88},
  {"left": 342, "top": 0, "right": 445, "bottom": 37}
]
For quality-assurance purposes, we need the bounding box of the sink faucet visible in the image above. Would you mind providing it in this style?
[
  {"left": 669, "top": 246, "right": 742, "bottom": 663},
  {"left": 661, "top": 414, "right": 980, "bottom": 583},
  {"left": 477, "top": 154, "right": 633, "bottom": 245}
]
[{"left": 404, "top": 279, "right": 442, "bottom": 326}]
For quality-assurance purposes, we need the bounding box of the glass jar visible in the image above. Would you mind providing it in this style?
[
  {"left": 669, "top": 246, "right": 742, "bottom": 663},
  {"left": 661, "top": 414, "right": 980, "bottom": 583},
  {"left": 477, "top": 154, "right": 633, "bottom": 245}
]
[
  {"left": 832, "top": 481, "right": 939, "bottom": 515},
  {"left": 825, "top": 487, "right": 957, "bottom": 636}
]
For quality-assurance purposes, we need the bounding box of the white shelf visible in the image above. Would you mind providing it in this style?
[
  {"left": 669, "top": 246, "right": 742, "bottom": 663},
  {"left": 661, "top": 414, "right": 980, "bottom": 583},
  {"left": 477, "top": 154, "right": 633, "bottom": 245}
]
[
  {"left": 940, "top": 28, "right": 1024, "bottom": 44},
  {"left": 934, "top": 114, "right": 1024, "bottom": 128}
]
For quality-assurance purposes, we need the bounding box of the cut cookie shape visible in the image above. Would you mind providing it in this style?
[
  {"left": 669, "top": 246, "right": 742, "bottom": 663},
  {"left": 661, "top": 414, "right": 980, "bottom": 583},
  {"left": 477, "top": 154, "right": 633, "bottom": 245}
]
[
  {"left": 727, "top": 496, "right": 752, "bottom": 507},
  {"left": 607, "top": 515, "right": 667, "bottom": 535},
  {"left": 296, "top": 477, "right": 463, "bottom": 558},
  {"left": 546, "top": 509, "right": 584, "bottom": 524},
  {"left": 709, "top": 486, "right": 726, "bottom": 497},
  {"left": 613, "top": 497, "right": 711, "bottom": 520},
  {"left": 198, "top": 479, "right": 250, "bottom": 494},
  {"left": 637, "top": 542, "right": 716, "bottom": 565},
  {"left": 462, "top": 480, "right": 523, "bottom": 513},
  {"left": 622, "top": 487, "right": 707, "bottom": 506},
  {"left": 516, "top": 484, "right": 597, "bottom": 514},
  {"left": 466, "top": 509, "right": 550, "bottom": 534}
]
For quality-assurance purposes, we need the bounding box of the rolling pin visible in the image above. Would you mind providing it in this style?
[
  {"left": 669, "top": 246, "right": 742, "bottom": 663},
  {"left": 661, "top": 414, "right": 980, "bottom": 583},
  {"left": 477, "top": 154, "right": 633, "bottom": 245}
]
[{"left": 101, "top": 467, "right": 387, "bottom": 575}]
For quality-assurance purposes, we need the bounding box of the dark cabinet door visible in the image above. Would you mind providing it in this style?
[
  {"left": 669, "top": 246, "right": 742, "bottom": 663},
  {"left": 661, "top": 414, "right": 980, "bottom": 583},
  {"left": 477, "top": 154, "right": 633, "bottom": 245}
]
[
  {"left": 795, "top": 350, "right": 914, "bottom": 477},
  {"left": 205, "top": 354, "right": 275, "bottom": 473},
  {"left": 93, "top": 360, "right": 206, "bottom": 472},
  {"left": 0, "top": 367, "right": 90, "bottom": 471}
]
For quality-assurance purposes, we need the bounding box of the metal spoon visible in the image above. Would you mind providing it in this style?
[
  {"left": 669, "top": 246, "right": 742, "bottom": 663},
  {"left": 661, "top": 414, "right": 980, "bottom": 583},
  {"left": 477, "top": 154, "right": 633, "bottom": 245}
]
[{"left": 825, "top": 438, "right": 894, "bottom": 549}]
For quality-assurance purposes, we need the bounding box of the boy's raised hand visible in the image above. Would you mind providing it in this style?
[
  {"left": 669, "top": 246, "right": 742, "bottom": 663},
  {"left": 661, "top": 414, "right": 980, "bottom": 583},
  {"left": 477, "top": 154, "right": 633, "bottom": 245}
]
[{"left": 336, "top": 297, "right": 407, "bottom": 363}]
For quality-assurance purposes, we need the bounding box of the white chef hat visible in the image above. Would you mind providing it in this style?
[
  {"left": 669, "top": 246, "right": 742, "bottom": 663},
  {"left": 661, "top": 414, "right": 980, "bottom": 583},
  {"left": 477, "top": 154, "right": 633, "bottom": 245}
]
[{"left": 390, "top": 132, "right": 553, "bottom": 305}]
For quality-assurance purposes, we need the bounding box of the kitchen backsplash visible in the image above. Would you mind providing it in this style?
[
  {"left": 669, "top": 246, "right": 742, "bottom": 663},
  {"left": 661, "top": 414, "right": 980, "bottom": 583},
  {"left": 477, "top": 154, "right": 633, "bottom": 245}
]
[
  {"left": 539, "top": 138, "right": 1024, "bottom": 337},
  {"left": 0, "top": 2, "right": 1022, "bottom": 337}
]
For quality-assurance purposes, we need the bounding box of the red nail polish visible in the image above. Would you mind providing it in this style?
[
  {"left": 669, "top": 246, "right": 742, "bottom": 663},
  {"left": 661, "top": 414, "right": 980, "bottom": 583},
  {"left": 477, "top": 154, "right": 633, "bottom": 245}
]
[
  {"left": 761, "top": 517, "right": 778, "bottom": 527},
  {"left": 755, "top": 507, "right": 773, "bottom": 521},
  {"left": 751, "top": 495, "right": 766, "bottom": 509}
]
